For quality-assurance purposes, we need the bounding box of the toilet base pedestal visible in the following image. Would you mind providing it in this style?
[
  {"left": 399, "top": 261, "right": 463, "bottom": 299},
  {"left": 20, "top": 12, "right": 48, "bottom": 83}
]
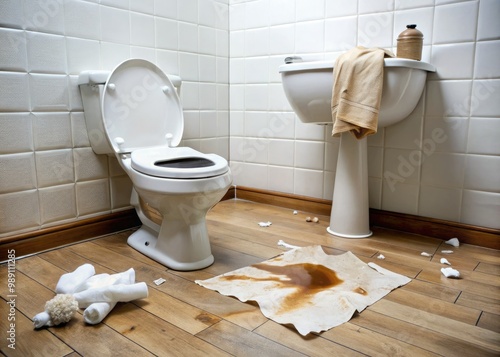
[
  {"left": 127, "top": 222, "right": 214, "bottom": 271},
  {"left": 328, "top": 133, "right": 372, "bottom": 238}
]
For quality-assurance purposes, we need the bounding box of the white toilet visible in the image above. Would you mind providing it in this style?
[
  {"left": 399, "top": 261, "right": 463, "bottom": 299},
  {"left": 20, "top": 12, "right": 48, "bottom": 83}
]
[{"left": 78, "top": 59, "right": 232, "bottom": 271}]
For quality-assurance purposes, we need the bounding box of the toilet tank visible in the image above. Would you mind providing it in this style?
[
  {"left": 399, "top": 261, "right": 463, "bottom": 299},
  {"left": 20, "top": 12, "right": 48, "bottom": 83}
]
[{"left": 78, "top": 70, "right": 183, "bottom": 155}]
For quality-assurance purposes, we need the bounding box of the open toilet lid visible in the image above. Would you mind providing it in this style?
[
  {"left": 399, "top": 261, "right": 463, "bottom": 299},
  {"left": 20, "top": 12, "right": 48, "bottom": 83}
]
[{"left": 102, "top": 59, "right": 183, "bottom": 153}]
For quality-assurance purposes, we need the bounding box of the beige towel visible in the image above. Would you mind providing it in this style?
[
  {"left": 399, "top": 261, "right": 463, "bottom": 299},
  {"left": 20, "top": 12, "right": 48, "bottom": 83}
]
[{"left": 331, "top": 46, "right": 394, "bottom": 139}]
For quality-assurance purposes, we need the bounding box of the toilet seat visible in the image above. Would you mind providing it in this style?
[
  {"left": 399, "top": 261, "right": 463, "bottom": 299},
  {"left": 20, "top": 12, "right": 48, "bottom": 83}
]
[
  {"left": 131, "top": 146, "right": 229, "bottom": 179},
  {"left": 101, "top": 59, "right": 183, "bottom": 154}
]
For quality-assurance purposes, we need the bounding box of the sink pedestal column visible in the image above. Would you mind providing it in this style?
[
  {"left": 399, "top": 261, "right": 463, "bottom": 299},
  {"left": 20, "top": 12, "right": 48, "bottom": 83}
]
[{"left": 327, "top": 132, "right": 372, "bottom": 238}]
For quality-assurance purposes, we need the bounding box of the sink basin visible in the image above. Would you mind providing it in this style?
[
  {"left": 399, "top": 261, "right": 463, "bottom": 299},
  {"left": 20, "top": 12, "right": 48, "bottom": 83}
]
[
  {"left": 279, "top": 58, "right": 435, "bottom": 127},
  {"left": 279, "top": 58, "right": 436, "bottom": 238}
]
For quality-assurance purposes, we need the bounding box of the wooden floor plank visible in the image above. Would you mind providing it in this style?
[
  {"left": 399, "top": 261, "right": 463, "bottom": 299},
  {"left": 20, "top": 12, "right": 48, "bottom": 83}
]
[
  {"left": 1, "top": 199, "right": 499, "bottom": 356},
  {"left": 196, "top": 320, "right": 305, "bottom": 357}
]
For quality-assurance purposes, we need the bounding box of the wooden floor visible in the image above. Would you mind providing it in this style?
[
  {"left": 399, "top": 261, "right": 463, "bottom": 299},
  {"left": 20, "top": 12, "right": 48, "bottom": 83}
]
[{"left": 1, "top": 199, "right": 499, "bottom": 356}]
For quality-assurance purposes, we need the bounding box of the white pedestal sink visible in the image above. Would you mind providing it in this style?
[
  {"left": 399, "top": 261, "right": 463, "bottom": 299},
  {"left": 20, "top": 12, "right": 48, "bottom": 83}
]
[{"left": 279, "top": 58, "right": 436, "bottom": 238}]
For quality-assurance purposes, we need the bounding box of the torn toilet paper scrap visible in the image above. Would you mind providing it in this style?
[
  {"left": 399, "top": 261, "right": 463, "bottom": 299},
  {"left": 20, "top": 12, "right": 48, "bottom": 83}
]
[
  {"left": 258, "top": 221, "right": 272, "bottom": 227},
  {"left": 445, "top": 238, "right": 460, "bottom": 247},
  {"left": 195, "top": 246, "right": 410, "bottom": 336},
  {"left": 441, "top": 267, "right": 460, "bottom": 279}
]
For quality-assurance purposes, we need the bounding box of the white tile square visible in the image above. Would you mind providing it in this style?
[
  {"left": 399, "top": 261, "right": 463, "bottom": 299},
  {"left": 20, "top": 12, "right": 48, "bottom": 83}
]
[
  {"left": 230, "top": 30, "right": 244, "bottom": 57},
  {"left": 39, "top": 184, "right": 77, "bottom": 225},
  {"left": 29, "top": 73, "right": 70, "bottom": 111},
  {"left": 294, "top": 168, "right": 324, "bottom": 198},
  {"left": 155, "top": 18, "right": 178, "bottom": 50},
  {"left": 430, "top": 43, "right": 475, "bottom": 79},
  {"left": 421, "top": 152, "right": 465, "bottom": 188},
  {"left": 178, "top": 22, "right": 199, "bottom": 52},
  {"left": 100, "top": 42, "right": 130, "bottom": 70},
  {"left": 229, "top": 111, "right": 244, "bottom": 136},
  {"left": 35, "top": 149, "right": 74, "bottom": 187},
  {"left": 64, "top": 0, "right": 100, "bottom": 40},
  {"left": 474, "top": 40, "right": 500, "bottom": 79},
  {"left": 66, "top": 37, "right": 100, "bottom": 75},
  {"left": 156, "top": 49, "right": 179, "bottom": 75},
  {"left": 295, "top": 20, "right": 324, "bottom": 53},
  {"left": 199, "top": 26, "right": 216, "bottom": 55},
  {"left": 245, "top": 57, "right": 269, "bottom": 84},
  {"left": 0, "top": 0, "right": 25, "bottom": 29},
  {"left": 464, "top": 155, "right": 500, "bottom": 192},
  {"left": 470, "top": 80, "right": 500, "bottom": 117},
  {"left": 230, "top": 58, "right": 244, "bottom": 83},
  {"left": 467, "top": 117, "right": 500, "bottom": 155},
  {"left": 245, "top": 28, "right": 270, "bottom": 56},
  {"left": 130, "top": 46, "right": 156, "bottom": 62},
  {"left": 368, "top": 146, "right": 383, "bottom": 178},
  {"left": 27, "top": 32, "right": 67, "bottom": 74},
  {"left": 296, "top": 0, "right": 325, "bottom": 21},
  {"left": 229, "top": 2, "right": 245, "bottom": 31},
  {"left": 0, "top": 28, "right": 28, "bottom": 71},
  {"left": 179, "top": 52, "right": 199, "bottom": 81},
  {"left": 198, "top": 0, "right": 217, "bottom": 28},
  {"left": 200, "top": 111, "right": 218, "bottom": 138},
  {"left": 229, "top": 84, "right": 244, "bottom": 111},
  {"left": 245, "top": 0, "right": 269, "bottom": 29},
  {"left": 381, "top": 181, "right": 419, "bottom": 214},
  {"left": 24, "top": 0, "right": 65, "bottom": 35},
  {"left": 130, "top": 12, "right": 155, "bottom": 47},
  {"left": 245, "top": 84, "right": 269, "bottom": 111},
  {"left": 295, "top": 141, "right": 325, "bottom": 170},
  {"left": 423, "top": 117, "right": 468, "bottom": 153},
  {"left": 0, "top": 72, "right": 30, "bottom": 111},
  {"left": 383, "top": 148, "right": 420, "bottom": 185},
  {"left": 178, "top": 0, "right": 198, "bottom": 23},
  {"left": 418, "top": 185, "right": 462, "bottom": 222},
  {"left": 358, "top": 12, "right": 393, "bottom": 48},
  {"left": 234, "top": 162, "right": 268, "bottom": 189},
  {"left": 325, "top": 17, "right": 358, "bottom": 52},
  {"left": 269, "top": 24, "right": 295, "bottom": 55},
  {"left": 32, "top": 112, "right": 72, "bottom": 150},
  {"left": 130, "top": 0, "right": 154, "bottom": 14},
  {"left": 326, "top": 0, "right": 358, "bottom": 17},
  {"left": 425, "top": 80, "right": 472, "bottom": 117},
  {"left": 268, "top": 166, "right": 294, "bottom": 193},
  {"left": 433, "top": 2, "right": 478, "bottom": 44},
  {"left": 269, "top": 139, "right": 294, "bottom": 166},
  {"left": 461, "top": 190, "right": 500, "bottom": 229},
  {"left": 268, "top": 112, "right": 295, "bottom": 139},
  {"left": 270, "top": 0, "right": 295, "bottom": 25},
  {"left": 0, "top": 113, "right": 33, "bottom": 154},
  {"left": 199, "top": 55, "right": 217, "bottom": 82},
  {"left": 76, "top": 179, "right": 111, "bottom": 217},
  {"left": 244, "top": 111, "right": 268, "bottom": 137},
  {"left": 217, "top": 111, "right": 229, "bottom": 137},
  {"left": 0, "top": 153, "right": 37, "bottom": 194},
  {"left": 100, "top": 6, "right": 130, "bottom": 44},
  {"left": 0, "top": 190, "right": 40, "bottom": 235},
  {"left": 217, "top": 57, "right": 229, "bottom": 83},
  {"left": 155, "top": 0, "right": 177, "bottom": 19},
  {"left": 199, "top": 83, "right": 217, "bottom": 110},
  {"left": 180, "top": 82, "right": 200, "bottom": 110},
  {"left": 395, "top": 0, "right": 435, "bottom": 10},
  {"left": 477, "top": 0, "right": 500, "bottom": 41},
  {"left": 74, "top": 147, "right": 109, "bottom": 181}
]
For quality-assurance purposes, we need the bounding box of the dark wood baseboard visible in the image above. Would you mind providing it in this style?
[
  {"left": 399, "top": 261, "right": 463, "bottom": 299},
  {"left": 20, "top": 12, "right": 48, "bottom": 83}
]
[
  {"left": 234, "top": 186, "right": 500, "bottom": 250},
  {"left": 0, "top": 209, "right": 141, "bottom": 261}
]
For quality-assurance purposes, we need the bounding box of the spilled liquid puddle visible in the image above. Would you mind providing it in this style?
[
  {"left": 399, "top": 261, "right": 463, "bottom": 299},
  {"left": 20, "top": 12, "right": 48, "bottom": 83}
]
[{"left": 220, "top": 262, "right": 365, "bottom": 314}]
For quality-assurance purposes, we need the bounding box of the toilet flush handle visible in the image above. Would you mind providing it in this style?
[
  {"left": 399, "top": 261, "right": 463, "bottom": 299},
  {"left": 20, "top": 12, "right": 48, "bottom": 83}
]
[{"left": 165, "top": 133, "right": 173, "bottom": 147}]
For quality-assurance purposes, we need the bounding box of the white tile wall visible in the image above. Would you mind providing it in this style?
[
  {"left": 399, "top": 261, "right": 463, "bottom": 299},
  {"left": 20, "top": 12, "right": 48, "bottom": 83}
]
[
  {"left": 229, "top": 0, "right": 500, "bottom": 230},
  {"left": 0, "top": 0, "right": 229, "bottom": 237}
]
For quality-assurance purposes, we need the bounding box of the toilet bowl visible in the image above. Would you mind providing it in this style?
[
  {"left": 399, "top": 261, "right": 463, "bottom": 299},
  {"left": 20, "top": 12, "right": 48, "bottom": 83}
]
[{"left": 78, "top": 59, "right": 232, "bottom": 270}]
